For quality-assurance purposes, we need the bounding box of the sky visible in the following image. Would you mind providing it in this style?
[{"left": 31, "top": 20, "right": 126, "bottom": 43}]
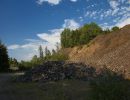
[{"left": 0, "top": 0, "right": 130, "bottom": 61}]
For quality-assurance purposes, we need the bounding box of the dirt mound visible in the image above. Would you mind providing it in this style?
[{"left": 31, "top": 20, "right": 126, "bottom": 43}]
[{"left": 67, "top": 25, "right": 130, "bottom": 78}]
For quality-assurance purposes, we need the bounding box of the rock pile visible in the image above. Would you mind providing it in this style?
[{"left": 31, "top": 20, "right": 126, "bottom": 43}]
[{"left": 18, "top": 61, "right": 96, "bottom": 82}]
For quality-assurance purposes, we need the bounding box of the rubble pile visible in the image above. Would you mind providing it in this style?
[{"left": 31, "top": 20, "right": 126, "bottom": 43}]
[{"left": 18, "top": 61, "right": 97, "bottom": 82}]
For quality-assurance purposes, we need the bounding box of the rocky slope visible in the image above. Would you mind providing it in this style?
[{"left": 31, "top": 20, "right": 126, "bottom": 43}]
[{"left": 65, "top": 25, "right": 130, "bottom": 78}]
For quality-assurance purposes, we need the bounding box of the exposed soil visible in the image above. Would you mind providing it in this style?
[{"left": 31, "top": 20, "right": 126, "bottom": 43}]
[{"left": 65, "top": 25, "right": 130, "bottom": 78}]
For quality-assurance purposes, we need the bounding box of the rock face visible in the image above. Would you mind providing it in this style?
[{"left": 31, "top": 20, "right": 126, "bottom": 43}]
[{"left": 19, "top": 61, "right": 96, "bottom": 82}]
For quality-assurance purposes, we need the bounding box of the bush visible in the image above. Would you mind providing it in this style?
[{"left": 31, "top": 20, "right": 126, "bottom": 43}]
[{"left": 50, "top": 53, "right": 68, "bottom": 61}]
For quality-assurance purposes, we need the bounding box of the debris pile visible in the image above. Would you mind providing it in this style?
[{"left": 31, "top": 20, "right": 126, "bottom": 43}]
[{"left": 18, "top": 61, "right": 96, "bottom": 82}]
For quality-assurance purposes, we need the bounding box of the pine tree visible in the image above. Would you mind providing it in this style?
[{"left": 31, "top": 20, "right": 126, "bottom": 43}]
[
  {"left": 52, "top": 49, "right": 56, "bottom": 55},
  {"left": 44, "top": 46, "right": 51, "bottom": 60},
  {"left": 39, "top": 45, "right": 44, "bottom": 59}
]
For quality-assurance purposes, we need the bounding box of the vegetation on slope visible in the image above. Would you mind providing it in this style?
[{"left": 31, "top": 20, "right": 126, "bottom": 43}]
[{"left": 61, "top": 22, "right": 119, "bottom": 48}]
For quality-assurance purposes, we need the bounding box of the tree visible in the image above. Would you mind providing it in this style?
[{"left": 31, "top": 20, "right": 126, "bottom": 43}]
[
  {"left": 0, "top": 41, "right": 9, "bottom": 71},
  {"left": 112, "top": 26, "right": 120, "bottom": 31},
  {"left": 39, "top": 45, "right": 44, "bottom": 59},
  {"left": 52, "top": 49, "right": 56, "bottom": 55},
  {"left": 61, "top": 22, "right": 103, "bottom": 48},
  {"left": 9, "top": 58, "right": 18, "bottom": 67},
  {"left": 44, "top": 46, "right": 51, "bottom": 60},
  {"left": 61, "top": 28, "right": 72, "bottom": 48},
  {"left": 31, "top": 55, "right": 41, "bottom": 66},
  {"left": 81, "top": 22, "right": 102, "bottom": 38}
]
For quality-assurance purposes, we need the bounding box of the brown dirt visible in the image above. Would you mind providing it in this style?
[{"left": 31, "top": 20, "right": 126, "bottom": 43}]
[{"left": 65, "top": 25, "right": 130, "bottom": 78}]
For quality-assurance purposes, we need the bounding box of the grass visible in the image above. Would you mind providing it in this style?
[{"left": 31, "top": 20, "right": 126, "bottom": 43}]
[
  {"left": 89, "top": 68, "right": 130, "bottom": 100},
  {"left": 1, "top": 70, "right": 130, "bottom": 100},
  {"left": 0, "top": 79, "right": 91, "bottom": 100},
  {"left": 38, "top": 80, "right": 91, "bottom": 100}
]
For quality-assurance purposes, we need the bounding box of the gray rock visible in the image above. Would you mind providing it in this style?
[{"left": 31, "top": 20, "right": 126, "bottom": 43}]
[{"left": 17, "top": 61, "right": 98, "bottom": 82}]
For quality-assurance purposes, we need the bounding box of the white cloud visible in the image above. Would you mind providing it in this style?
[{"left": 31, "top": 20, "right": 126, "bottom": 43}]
[
  {"left": 36, "top": 0, "right": 61, "bottom": 5},
  {"left": 100, "top": 23, "right": 114, "bottom": 30},
  {"left": 116, "top": 18, "right": 130, "bottom": 27},
  {"left": 8, "top": 19, "right": 80, "bottom": 61},
  {"left": 101, "top": 8, "right": 119, "bottom": 18},
  {"left": 98, "top": 1, "right": 129, "bottom": 20},
  {"left": 36, "top": 0, "right": 78, "bottom": 5},
  {"left": 108, "top": 0, "right": 119, "bottom": 9},
  {"left": 37, "top": 28, "right": 63, "bottom": 44},
  {"left": 63, "top": 19, "right": 80, "bottom": 30},
  {"left": 70, "top": 0, "right": 77, "bottom": 2},
  {"left": 8, "top": 45, "right": 20, "bottom": 50},
  {"left": 37, "top": 19, "right": 79, "bottom": 47},
  {"left": 8, "top": 39, "right": 55, "bottom": 61}
]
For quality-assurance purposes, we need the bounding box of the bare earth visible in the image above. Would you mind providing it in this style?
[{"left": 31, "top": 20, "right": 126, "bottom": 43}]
[{"left": 66, "top": 25, "right": 130, "bottom": 78}]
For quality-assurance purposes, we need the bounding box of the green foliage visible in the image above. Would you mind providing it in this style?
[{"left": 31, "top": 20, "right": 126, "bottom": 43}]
[
  {"left": 18, "top": 61, "right": 33, "bottom": 71},
  {"left": 0, "top": 41, "right": 9, "bottom": 72},
  {"left": 39, "top": 45, "right": 44, "bottom": 59},
  {"left": 112, "top": 26, "right": 120, "bottom": 31},
  {"left": 61, "top": 22, "right": 103, "bottom": 48},
  {"left": 44, "top": 46, "right": 51, "bottom": 60},
  {"left": 18, "top": 45, "right": 68, "bottom": 71},
  {"left": 90, "top": 68, "right": 130, "bottom": 100},
  {"left": 50, "top": 52, "right": 68, "bottom": 61},
  {"left": 9, "top": 58, "right": 19, "bottom": 71}
]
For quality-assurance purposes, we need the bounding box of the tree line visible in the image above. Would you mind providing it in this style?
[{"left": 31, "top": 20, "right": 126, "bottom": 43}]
[
  {"left": 61, "top": 22, "right": 119, "bottom": 48},
  {"left": 9, "top": 44, "right": 68, "bottom": 71},
  {"left": 0, "top": 22, "right": 119, "bottom": 72}
]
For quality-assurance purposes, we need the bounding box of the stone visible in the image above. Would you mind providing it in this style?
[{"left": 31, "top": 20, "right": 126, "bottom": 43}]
[{"left": 17, "top": 61, "right": 101, "bottom": 82}]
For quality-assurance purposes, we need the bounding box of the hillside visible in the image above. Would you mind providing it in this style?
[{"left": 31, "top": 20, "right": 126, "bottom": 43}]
[{"left": 65, "top": 25, "right": 130, "bottom": 78}]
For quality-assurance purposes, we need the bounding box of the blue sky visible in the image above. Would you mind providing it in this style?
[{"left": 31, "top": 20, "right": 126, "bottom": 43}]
[{"left": 0, "top": 0, "right": 130, "bottom": 61}]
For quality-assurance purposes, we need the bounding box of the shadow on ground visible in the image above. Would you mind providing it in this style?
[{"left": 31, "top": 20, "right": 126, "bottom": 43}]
[{"left": 0, "top": 68, "right": 130, "bottom": 100}]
